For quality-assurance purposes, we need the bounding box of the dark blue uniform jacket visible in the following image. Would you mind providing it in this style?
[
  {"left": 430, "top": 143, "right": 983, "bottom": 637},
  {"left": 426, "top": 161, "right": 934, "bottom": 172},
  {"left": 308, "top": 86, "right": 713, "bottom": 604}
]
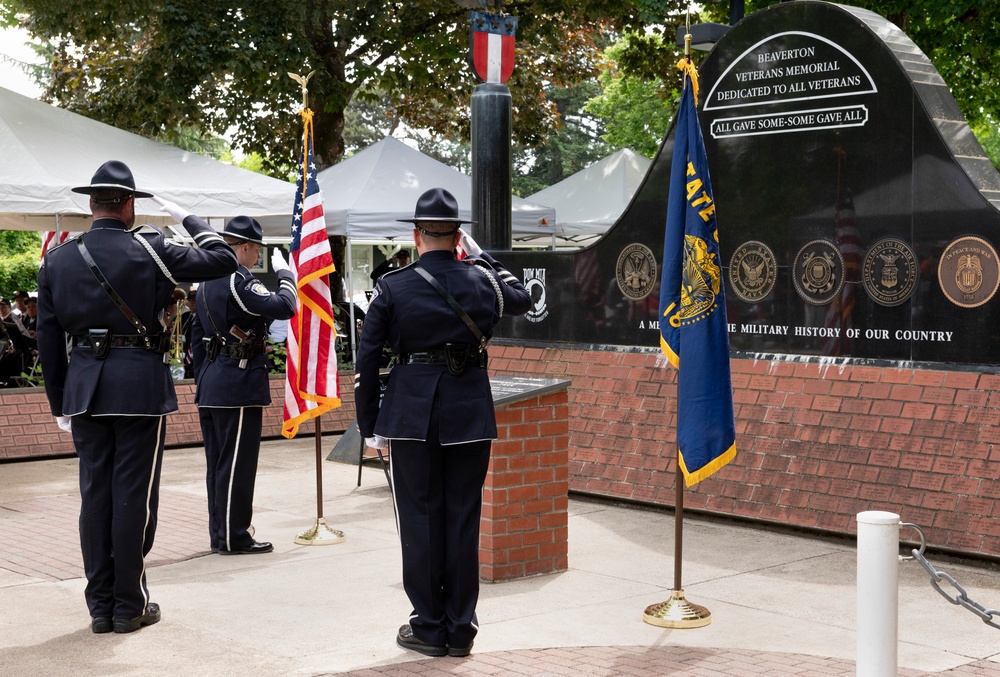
[
  {"left": 37, "top": 216, "right": 238, "bottom": 417},
  {"left": 354, "top": 250, "right": 531, "bottom": 445},
  {"left": 191, "top": 265, "right": 297, "bottom": 406}
]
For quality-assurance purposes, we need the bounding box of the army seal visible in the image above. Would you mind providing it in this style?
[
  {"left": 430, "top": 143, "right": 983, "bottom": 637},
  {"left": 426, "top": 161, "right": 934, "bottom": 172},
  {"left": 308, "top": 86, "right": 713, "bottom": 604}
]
[
  {"left": 616, "top": 243, "right": 657, "bottom": 300},
  {"left": 938, "top": 236, "right": 1000, "bottom": 308},
  {"left": 729, "top": 240, "right": 777, "bottom": 303},
  {"left": 793, "top": 239, "right": 845, "bottom": 305},
  {"left": 862, "top": 238, "right": 918, "bottom": 306}
]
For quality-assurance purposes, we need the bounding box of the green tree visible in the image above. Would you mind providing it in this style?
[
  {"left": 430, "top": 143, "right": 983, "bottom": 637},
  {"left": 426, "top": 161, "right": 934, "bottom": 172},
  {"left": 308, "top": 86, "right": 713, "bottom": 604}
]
[
  {"left": 584, "top": 33, "right": 678, "bottom": 159},
  {"left": 6, "top": 0, "right": 672, "bottom": 172},
  {"left": 514, "top": 82, "right": 613, "bottom": 197},
  {"left": 0, "top": 232, "right": 41, "bottom": 295}
]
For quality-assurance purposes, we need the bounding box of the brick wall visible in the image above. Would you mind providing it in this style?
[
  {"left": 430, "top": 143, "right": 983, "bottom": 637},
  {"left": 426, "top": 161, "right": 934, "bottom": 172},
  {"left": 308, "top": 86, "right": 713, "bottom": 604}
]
[
  {"left": 481, "top": 389, "right": 570, "bottom": 582},
  {"left": 485, "top": 344, "right": 1000, "bottom": 561},
  {"left": 7, "top": 350, "right": 999, "bottom": 562},
  {"left": 0, "top": 375, "right": 355, "bottom": 460}
]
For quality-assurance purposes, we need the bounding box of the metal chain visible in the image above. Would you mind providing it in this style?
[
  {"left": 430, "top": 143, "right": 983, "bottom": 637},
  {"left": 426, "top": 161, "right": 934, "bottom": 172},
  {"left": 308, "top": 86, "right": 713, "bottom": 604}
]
[{"left": 899, "top": 523, "right": 1000, "bottom": 630}]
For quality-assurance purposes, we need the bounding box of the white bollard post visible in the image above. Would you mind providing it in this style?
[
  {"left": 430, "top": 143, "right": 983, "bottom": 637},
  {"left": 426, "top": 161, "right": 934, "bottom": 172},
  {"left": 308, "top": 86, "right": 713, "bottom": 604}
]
[{"left": 856, "top": 511, "right": 900, "bottom": 677}]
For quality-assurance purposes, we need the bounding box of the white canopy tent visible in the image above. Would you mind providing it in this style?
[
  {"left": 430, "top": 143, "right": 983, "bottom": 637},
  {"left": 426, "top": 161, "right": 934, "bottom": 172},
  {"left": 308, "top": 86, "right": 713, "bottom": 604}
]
[
  {"left": 0, "top": 86, "right": 295, "bottom": 236},
  {"left": 311, "top": 136, "right": 556, "bottom": 241},
  {"left": 524, "top": 148, "right": 651, "bottom": 246}
]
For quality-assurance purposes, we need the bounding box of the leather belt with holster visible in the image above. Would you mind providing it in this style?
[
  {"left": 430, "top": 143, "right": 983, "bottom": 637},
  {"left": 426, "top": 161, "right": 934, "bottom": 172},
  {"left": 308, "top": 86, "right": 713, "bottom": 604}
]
[
  {"left": 202, "top": 336, "right": 261, "bottom": 363},
  {"left": 219, "top": 341, "right": 261, "bottom": 360},
  {"left": 74, "top": 330, "right": 169, "bottom": 358},
  {"left": 400, "top": 343, "right": 487, "bottom": 376}
]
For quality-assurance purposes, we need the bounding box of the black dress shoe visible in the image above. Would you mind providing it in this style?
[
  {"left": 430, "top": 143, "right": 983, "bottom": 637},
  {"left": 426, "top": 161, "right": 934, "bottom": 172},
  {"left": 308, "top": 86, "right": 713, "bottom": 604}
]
[
  {"left": 448, "top": 642, "right": 473, "bottom": 657},
  {"left": 113, "top": 602, "right": 161, "bottom": 634},
  {"left": 91, "top": 617, "right": 113, "bottom": 634},
  {"left": 218, "top": 540, "right": 273, "bottom": 555},
  {"left": 396, "top": 624, "right": 447, "bottom": 657}
]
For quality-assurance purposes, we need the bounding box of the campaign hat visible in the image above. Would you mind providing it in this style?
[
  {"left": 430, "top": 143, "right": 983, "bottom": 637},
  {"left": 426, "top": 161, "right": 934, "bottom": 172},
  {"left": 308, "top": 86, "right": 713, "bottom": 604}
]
[
  {"left": 223, "top": 215, "right": 265, "bottom": 245},
  {"left": 71, "top": 160, "right": 153, "bottom": 198},
  {"left": 397, "top": 188, "right": 475, "bottom": 236}
]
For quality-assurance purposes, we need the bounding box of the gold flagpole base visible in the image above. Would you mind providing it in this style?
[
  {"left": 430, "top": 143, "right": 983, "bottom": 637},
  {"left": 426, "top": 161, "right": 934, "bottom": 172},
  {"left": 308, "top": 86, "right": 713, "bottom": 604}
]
[
  {"left": 643, "top": 589, "right": 712, "bottom": 628},
  {"left": 294, "top": 517, "right": 346, "bottom": 546}
]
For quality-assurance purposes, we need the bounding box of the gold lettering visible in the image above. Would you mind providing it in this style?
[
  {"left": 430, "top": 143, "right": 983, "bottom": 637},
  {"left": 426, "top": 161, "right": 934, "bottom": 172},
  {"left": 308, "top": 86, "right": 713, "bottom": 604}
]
[
  {"left": 663, "top": 301, "right": 681, "bottom": 328},
  {"left": 699, "top": 204, "right": 717, "bottom": 222},
  {"left": 686, "top": 178, "right": 703, "bottom": 200},
  {"left": 690, "top": 191, "right": 712, "bottom": 207}
]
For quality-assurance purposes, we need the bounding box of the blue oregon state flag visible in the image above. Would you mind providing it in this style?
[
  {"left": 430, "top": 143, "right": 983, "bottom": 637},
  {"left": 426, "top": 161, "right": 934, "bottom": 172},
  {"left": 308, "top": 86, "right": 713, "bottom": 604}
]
[{"left": 659, "top": 60, "right": 737, "bottom": 487}]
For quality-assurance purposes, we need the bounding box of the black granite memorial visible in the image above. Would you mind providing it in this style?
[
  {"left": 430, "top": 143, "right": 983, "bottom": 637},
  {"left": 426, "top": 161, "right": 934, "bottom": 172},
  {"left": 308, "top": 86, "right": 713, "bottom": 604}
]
[{"left": 495, "top": 0, "right": 1000, "bottom": 365}]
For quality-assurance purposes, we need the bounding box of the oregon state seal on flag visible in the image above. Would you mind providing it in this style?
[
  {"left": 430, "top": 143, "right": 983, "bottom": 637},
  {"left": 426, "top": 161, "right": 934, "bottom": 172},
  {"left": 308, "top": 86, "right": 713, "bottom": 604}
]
[{"left": 659, "top": 60, "right": 737, "bottom": 487}]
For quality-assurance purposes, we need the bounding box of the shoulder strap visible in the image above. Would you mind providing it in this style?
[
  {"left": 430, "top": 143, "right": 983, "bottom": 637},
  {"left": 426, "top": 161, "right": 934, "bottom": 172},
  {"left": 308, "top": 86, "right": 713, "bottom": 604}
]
[
  {"left": 76, "top": 235, "right": 147, "bottom": 334},
  {"left": 412, "top": 264, "right": 487, "bottom": 351},
  {"left": 197, "top": 279, "right": 226, "bottom": 341}
]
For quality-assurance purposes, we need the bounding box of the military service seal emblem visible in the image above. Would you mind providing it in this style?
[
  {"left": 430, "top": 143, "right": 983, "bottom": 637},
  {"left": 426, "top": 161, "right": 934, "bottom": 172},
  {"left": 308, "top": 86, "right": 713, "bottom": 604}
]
[
  {"left": 793, "top": 239, "right": 845, "bottom": 305},
  {"left": 862, "top": 238, "right": 918, "bottom": 306},
  {"left": 729, "top": 240, "right": 777, "bottom": 303},
  {"left": 616, "top": 243, "right": 657, "bottom": 300},
  {"left": 938, "top": 236, "right": 1000, "bottom": 308}
]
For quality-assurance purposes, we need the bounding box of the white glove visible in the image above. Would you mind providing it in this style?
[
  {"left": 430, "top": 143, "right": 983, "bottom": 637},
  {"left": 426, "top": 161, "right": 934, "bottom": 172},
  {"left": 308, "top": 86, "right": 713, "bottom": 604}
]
[
  {"left": 365, "top": 435, "right": 389, "bottom": 450},
  {"left": 271, "top": 248, "right": 290, "bottom": 273},
  {"left": 55, "top": 416, "right": 72, "bottom": 433},
  {"left": 457, "top": 229, "right": 483, "bottom": 260},
  {"left": 152, "top": 195, "right": 191, "bottom": 223}
]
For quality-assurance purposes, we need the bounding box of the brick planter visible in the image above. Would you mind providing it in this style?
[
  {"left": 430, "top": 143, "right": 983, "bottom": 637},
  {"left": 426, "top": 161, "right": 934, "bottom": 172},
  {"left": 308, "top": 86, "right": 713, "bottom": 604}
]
[{"left": 480, "top": 379, "right": 571, "bottom": 582}]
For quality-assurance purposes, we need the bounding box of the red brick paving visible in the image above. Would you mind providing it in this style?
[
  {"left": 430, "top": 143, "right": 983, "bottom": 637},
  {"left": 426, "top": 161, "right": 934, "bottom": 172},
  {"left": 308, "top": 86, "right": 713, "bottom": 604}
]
[
  {"left": 329, "top": 647, "right": 999, "bottom": 677},
  {"left": 2, "top": 490, "right": 997, "bottom": 677}
]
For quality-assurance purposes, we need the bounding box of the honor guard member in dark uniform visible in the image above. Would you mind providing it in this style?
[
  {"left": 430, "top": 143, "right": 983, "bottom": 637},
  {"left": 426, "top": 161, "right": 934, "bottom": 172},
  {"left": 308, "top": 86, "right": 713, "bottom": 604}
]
[
  {"left": 354, "top": 188, "right": 532, "bottom": 658},
  {"left": 36, "top": 160, "right": 238, "bottom": 634},
  {"left": 190, "top": 217, "right": 297, "bottom": 555},
  {"left": 369, "top": 249, "right": 411, "bottom": 282}
]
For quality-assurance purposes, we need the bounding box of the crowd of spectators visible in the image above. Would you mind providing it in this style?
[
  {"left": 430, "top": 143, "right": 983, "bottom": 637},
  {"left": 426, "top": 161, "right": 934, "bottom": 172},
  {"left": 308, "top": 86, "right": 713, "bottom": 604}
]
[{"left": 0, "top": 290, "right": 38, "bottom": 387}]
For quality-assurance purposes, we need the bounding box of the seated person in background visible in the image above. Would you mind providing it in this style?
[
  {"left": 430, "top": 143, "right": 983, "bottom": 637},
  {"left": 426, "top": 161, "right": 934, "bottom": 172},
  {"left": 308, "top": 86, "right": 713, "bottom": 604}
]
[
  {"left": 21, "top": 297, "right": 38, "bottom": 352},
  {"left": 22, "top": 297, "right": 38, "bottom": 337},
  {"left": 12, "top": 291, "right": 30, "bottom": 319},
  {"left": 0, "top": 317, "right": 29, "bottom": 387}
]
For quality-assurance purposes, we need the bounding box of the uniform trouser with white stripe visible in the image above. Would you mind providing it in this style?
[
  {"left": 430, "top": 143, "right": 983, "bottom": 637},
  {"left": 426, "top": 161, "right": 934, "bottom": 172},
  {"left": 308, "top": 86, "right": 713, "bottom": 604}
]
[
  {"left": 199, "top": 406, "right": 263, "bottom": 552},
  {"left": 74, "top": 413, "right": 165, "bottom": 620},
  {"left": 390, "top": 399, "right": 491, "bottom": 649}
]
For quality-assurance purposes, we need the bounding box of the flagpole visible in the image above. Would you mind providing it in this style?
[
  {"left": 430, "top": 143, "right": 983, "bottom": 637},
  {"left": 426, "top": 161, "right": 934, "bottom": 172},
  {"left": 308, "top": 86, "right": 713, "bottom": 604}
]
[
  {"left": 294, "top": 414, "right": 345, "bottom": 544},
  {"left": 643, "top": 8, "right": 711, "bottom": 628},
  {"left": 288, "top": 70, "right": 345, "bottom": 546},
  {"left": 674, "top": 461, "right": 684, "bottom": 591}
]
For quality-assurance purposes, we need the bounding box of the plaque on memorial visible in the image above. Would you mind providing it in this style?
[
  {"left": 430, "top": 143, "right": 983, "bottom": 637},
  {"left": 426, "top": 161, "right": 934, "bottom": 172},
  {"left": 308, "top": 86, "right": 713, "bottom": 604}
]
[{"left": 489, "top": 375, "right": 570, "bottom": 406}]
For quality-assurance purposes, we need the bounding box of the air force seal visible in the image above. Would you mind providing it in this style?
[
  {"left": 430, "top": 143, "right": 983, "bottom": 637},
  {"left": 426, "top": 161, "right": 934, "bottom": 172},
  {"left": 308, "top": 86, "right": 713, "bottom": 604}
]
[{"left": 862, "top": 238, "right": 918, "bottom": 306}]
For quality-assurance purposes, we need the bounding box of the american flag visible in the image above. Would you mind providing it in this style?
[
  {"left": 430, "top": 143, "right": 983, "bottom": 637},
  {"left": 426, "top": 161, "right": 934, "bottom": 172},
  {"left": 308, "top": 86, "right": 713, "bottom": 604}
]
[
  {"left": 40, "top": 231, "right": 69, "bottom": 259},
  {"left": 282, "top": 110, "right": 341, "bottom": 438}
]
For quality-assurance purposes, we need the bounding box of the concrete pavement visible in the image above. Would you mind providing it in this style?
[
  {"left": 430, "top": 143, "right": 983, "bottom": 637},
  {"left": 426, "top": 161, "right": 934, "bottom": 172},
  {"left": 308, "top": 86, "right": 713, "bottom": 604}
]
[{"left": 1, "top": 436, "right": 999, "bottom": 676}]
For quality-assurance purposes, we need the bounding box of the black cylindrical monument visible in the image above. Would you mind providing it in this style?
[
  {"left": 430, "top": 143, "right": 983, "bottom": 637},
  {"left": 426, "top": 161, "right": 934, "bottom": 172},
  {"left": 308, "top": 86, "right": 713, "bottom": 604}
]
[{"left": 471, "top": 83, "right": 512, "bottom": 250}]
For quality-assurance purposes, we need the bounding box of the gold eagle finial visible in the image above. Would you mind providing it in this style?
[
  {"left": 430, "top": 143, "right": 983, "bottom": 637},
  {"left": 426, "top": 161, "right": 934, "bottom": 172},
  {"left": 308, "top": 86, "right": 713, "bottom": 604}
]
[{"left": 288, "top": 71, "right": 315, "bottom": 109}]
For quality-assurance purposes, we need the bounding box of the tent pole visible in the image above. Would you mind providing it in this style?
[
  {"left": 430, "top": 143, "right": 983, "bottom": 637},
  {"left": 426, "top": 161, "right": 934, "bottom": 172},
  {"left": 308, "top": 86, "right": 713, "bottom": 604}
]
[{"left": 346, "top": 237, "right": 357, "bottom": 365}]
